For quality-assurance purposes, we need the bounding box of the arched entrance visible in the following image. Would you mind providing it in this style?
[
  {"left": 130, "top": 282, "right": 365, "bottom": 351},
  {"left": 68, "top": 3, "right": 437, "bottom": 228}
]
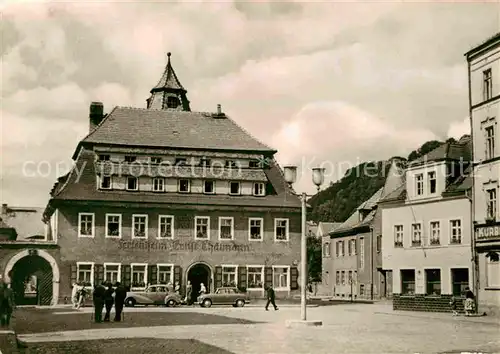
[
  {"left": 187, "top": 262, "right": 212, "bottom": 303},
  {"left": 4, "top": 249, "right": 60, "bottom": 306}
]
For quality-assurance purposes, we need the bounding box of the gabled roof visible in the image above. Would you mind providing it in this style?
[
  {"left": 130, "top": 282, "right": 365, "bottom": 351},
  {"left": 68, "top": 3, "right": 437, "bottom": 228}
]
[
  {"left": 442, "top": 165, "right": 473, "bottom": 197},
  {"left": 1, "top": 206, "right": 46, "bottom": 239},
  {"left": 357, "top": 187, "right": 384, "bottom": 210},
  {"left": 75, "top": 107, "right": 275, "bottom": 157},
  {"left": 409, "top": 136, "right": 471, "bottom": 167},
  {"left": 317, "top": 222, "right": 341, "bottom": 236},
  {"left": 151, "top": 53, "right": 185, "bottom": 92}
]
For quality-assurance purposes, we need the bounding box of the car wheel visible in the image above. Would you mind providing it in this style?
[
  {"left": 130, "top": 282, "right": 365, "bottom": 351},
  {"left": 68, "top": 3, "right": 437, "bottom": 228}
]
[
  {"left": 202, "top": 299, "right": 212, "bottom": 308},
  {"left": 235, "top": 299, "right": 245, "bottom": 307},
  {"left": 166, "top": 299, "right": 176, "bottom": 307},
  {"left": 125, "top": 298, "right": 136, "bottom": 307}
]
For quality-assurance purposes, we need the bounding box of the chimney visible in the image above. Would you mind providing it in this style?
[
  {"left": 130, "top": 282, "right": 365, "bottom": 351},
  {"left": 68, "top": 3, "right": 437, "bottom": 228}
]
[
  {"left": 217, "top": 104, "right": 222, "bottom": 115},
  {"left": 89, "top": 102, "right": 104, "bottom": 132},
  {"left": 1, "top": 203, "right": 7, "bottom": 216}
]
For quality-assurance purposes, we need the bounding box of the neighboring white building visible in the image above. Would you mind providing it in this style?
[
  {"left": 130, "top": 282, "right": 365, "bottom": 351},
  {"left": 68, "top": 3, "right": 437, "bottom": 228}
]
[
  {"left": 380, "top": 137, "right": 473, "bottom": 312},
  {"left": 466, "top": 32, "right": 500, "bottom": 314}
]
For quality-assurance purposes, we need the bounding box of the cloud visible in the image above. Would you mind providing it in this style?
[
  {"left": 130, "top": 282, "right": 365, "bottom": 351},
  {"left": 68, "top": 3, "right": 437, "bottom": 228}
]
[{"left": 447, "top": 117, "right": 471, "bottom": 139}]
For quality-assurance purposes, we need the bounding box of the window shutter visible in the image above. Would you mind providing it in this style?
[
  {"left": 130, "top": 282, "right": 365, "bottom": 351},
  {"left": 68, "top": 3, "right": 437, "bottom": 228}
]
[
  {"left": 95, "top": 264, "right": 104, "bottom": 285},
  {"left": 174, "top": 266, "right": 182, "bottom": 286},
  {"left": 215, "top": 266, "right": 222, "bottom": 290},
  {"left": 70, "top": 264, "right": 77, "bottom": 285},
  {"left": 238, "top": 266, "right": 247, "bottom": 290},
  {"left": 149, "top": 265, "right": 158, "bottom": 284},
  {"left": 123, "top": 265, "right": 131, "bottom": 287},
  {"left": 290, "top": 267, "right": 299, "bottom": 290},
  {"left": 264, "top": 267, "right": 273, "bottom": 288}
]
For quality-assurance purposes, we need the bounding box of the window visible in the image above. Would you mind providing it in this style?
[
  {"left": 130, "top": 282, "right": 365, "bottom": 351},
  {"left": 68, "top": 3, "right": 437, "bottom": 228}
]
[
  {"left": 360, "top": 284, "right": 365, "bottom": 295},
  {"left": 229, "top": 182, "right": 240, "bottom": 195},
  {"left": 411, "top": 223, "right": 422, "bottom": 246},
  {"left": 100, "top": 176, "right": 111, "bottom": 189},
  {"left": 348, "top": 271, "right": 353, "bottom": 284},
  {"left": 219, "top": 217, "right": 234, "bottom": 240},
  {"left": 394, "top": 225, "right": 403, "bottom": 247},
  {"left": 132, "top": 215, "right": 148, "bottom": 239},
  {"left": 157, "top": 264, "right": 173, "bottom": 284},
  {"left": 341, "top": 240, "right": 345, "bottom": 256},
  {"left": 124, "top": 155, "right": 136, "bottom": 163},
  {"left": 360, "top": 237, "right": 365, "bottom": 269},
  {"left": 428, "top": 171, "right": 436, "bottom": 194},
  {"left": 150, "top": 157, "right": 162, "bottom": 164},
  {"left": 77, "top": 262, "right": 94, "bottom": 286},
  {"left": 347, "top": 238, "right": 352, "bottom": 255},
  {"left": 336, "top": 242, "right": 340, "bottom": 257},
  {"left": 126, "top": 176, "right": 138, "bottom": 191},
  {"left": 425, "top": 269, "right": 441, "bottom": 295},
  {"left": 104, "top": 263, "right": 121, "bottom": 284},
  {"left": 376, "top": 235, "right": 382, "bottom": 253},
  {"left": 415, "top": 174, "right": 424, "bottom": 196},
  {"left": 273, "top": 266, "right": 289, "bottom": 290},
  {"left": 352, "top": 239, "right": 357, "bottom": 255},
  {"left": 253, "top": 182, "right": 265, "bottom": 196},
  {"left": 248, "top": 218, "right": 263, "bottom": 241},
  {"left": 483, "top": 68, "right": 492, "bottom": 101},
  {"left": 226, "top": 160, "right": 237, "bottom": 168},
  {"left": 249, "top": 160, "right": 260, "bottom": 168},
  {"left": 78, "top": 213, "right": 94, "bottom": 238},
  {"left": 153, "top": 177, "right": 165, "bottom": 192},
  {"left": 98, "top": 154, "right": 110, "bottom": 161},
  {"left": 485, "top": 126, "right": 495, "bottom": 160},
  {"left": 105, "top": 214, "right": 121, "bottom": 238},
  {"left": 274, "top": 218, "right": 289, "bottom": 241},
  {"left": 450, "top": 220, "right": 462, "bottom": 244},
  {"left": 178, "top": 179, "right": 190, "bottom": 193},
  {"left": 222, "top": 266, "right": 237, "bottom": 287},
  {"left": 166, "top": 96, "right": 179, "bottom": 108},
  {"left": 401, "top": 270, "right": 415, "bottom": 295},
  {"left": 203, "top": 180, "right": 215, "bottom": 194},
  {"left": 451, "top": 268, "right": 469, "bottom": 296},
  {"left": 487, "top": 252, "right": 500, "bottom": 288},
  {"left": 341, "top": 271, "right": 345, "bottom": 285},
  {"left": 158, "top": 215, "right": 174, "bottom": 239},
  {"left": 175, "top": 158, "right": 187, "bottom": 165},
  {"left": 323, "top": 242, "right": 331, "bottom": 257},
  {"left": 336, "top": 271, "right": 340, "bottom": 285},
  {"left": 247, "top": 266, "right": 264, "bottom": 289},
  {"left": 199, "top": 157, "right": 211, "bottom": 167},
  {"left": 486, "top": 188, "right": 497, "bottom": 219},
  {"left": 195, "top": 216, "right": 210, "bottom": 240},
  {"left": 131, "top": 264, "right": 147, "bottom": 289},
  {"left": 429, "top": 221, "right": 440, "bottom": 245}
]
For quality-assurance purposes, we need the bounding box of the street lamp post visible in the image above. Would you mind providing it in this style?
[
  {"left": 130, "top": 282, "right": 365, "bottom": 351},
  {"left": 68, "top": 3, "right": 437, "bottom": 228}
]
[{"left": 283, "top": 165, "right": 325, "bottom": 327}]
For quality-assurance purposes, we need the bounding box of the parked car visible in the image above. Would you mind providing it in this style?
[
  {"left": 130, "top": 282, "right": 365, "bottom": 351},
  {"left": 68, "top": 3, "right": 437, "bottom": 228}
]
[
  {"left": 125, "top": 285, "right": 171, "bottom": 307},
  {"left": 164, "top": 292, "right": 183, "bottom": 307},
  {"left": 197, "top": 287, "right": 249, "bottom": 308}
]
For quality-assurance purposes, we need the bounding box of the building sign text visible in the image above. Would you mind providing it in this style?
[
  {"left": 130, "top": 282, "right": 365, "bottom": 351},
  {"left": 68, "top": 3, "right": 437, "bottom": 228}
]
[{"left": 118, "top": 240, "right": 251, "bottom": 253}]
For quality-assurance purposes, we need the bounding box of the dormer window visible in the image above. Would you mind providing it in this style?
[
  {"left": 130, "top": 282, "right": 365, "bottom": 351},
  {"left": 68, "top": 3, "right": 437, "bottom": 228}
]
[
  {"left": 153, "top": 177, "right": 165, "bottom": 192},
  {"left": 150, "top": 157, "right": 162, "bottom": 164},
  {"left": 200, "top": 157, "right": 211, "bottom": 167},
  {"left": 98, "top": 154, "right": 110, "bottom": 161},
  {"left": 179, "top": 179, "right": 190, "bottom": 193},
  {"left": 166, "top": 96, "right": 180, "bottom": 109},
  {"left": 415, "top": 174, "right": 424, "bottom": 196},
  {"left": 203, "top": 180, "right": 215, "bottom": 194},
  {"left": 253, "top": 182, "right": 265, "bottom": 196},
  {"left": 428, "top": 171, "right": 436, "bottom": 194},
  {"left": 175, "top": 158, "right": 187, "bottom": 166},
  {"left": 126, "top": 176, "right": 138, "bottom": 191},
  {"left": 226, "top": 160, "right": 237, "bottom": 168},
  {"left": 249, "top": 160, "right": 260, "bottom": 168},
  {"left": 125, "top": 156, "right": 136, "bottom": 163},
  {"left": 100, "top": 176, "right": 111, "bottom": 189},
  {"left": 229, "top": 182, "right": 240, "bottom": 195}
]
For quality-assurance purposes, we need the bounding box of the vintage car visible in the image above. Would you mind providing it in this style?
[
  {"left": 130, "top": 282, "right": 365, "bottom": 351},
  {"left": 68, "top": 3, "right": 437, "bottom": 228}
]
[
  {"left": 124, "top": 285, "right": 182, "bottom": 307},
  {"left": 197, "top": 287, "right": 250, "bottom": 308}
]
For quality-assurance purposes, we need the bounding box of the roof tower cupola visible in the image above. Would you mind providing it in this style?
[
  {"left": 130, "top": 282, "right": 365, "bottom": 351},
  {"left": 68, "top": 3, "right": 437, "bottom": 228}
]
[{"left": 146, "top": 52, "right": 191, "bottom": 111}]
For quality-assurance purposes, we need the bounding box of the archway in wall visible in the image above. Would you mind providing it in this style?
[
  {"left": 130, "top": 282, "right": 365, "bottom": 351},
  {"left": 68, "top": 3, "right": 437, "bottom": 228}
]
[
  {"left": 10, "top": 255, "right": 53, "bottom": 306},
  {"left": 187, "top": 263, "right": 212, "bottom": 304}
]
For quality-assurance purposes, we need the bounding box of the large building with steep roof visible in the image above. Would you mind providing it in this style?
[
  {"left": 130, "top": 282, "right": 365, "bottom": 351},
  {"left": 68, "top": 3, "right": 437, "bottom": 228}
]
[
  {"left": 380, "top": 136, "right": 473, "bottom": 312},
  {"left": 2, "top": 54, "right": 303, "bottom": 306}
]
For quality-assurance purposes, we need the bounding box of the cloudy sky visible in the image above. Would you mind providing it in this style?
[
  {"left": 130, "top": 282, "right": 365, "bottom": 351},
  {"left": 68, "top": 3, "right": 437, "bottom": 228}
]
[{"left": 1, "top": 1, "right": 499, "bottom": 207}]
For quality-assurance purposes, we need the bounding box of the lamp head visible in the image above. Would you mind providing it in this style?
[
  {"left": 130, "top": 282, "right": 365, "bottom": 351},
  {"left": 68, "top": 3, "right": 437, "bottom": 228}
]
[
  {"left": 312, "top": 167, "right": 325, "bottom": 189},
  {"left": 283, "top": 165, "right": 298, "bottom": 185}
]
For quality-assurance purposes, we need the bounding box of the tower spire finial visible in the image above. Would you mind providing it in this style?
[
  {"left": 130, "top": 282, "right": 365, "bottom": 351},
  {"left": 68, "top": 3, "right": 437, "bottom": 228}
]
[{"left": 167, "top": 52, "right": 171, "bottom": 59}]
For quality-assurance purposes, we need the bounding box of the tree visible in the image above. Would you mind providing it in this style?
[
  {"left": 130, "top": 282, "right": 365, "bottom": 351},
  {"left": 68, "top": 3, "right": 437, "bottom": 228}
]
[{"left": 307, "top": 235, "right": 322, "bottom": 283}]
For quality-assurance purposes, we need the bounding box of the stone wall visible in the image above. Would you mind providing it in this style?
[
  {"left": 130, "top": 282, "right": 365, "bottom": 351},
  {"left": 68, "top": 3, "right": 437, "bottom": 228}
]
[{"left": 393, "top": 294, "right": 465, "bottom": 313}]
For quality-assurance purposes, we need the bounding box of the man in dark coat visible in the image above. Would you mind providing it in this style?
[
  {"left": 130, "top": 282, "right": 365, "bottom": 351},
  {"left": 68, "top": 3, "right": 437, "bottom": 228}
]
[
  {"left": 0, "top": 282, "right": 15, "bottom": 327},
  {"left": 265, "top": 284, "right": 278, "bottom": 311},
  {"left": 103, "top": 283, "right": 114, "bottom": 322},
  {"left": 114, "top": 282, "right": 127, "bottom": 322},
  {"left": 93, "top": 282, "right": 106, "bottom": 323}
]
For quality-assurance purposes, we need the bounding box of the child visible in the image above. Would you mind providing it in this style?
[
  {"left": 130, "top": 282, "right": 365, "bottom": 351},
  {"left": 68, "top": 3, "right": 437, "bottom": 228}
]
[{"left": 449, "top": 296, "right": 458, "bottom": 316}]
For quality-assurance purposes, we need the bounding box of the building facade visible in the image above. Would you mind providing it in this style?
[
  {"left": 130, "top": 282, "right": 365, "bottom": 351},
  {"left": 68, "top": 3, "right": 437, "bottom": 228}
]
[
  {"left": 2, "top": 54, "right": 303, "bottom": 305},
  {"left": 318, "top": 222, "right": 340, "bottom": 295},
  {"left": 466, "top": 32, "right": 500, "bottom": 314},
  {"left": 381, "top": 138, "right": 473, "bottom": 312}
]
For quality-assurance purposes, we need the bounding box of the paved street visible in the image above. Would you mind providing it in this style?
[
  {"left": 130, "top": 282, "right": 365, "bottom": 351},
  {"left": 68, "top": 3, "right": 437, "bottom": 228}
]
[{"left": 14, "top": 303, "right": 500, "bottom": 353}]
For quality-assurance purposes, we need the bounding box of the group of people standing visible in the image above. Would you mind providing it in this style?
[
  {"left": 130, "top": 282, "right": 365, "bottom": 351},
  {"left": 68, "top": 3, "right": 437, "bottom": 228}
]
[
  {"left": 0, "top": 280, "right": 15, "bottom": 327},
  {"left": 78, "top": 282, "right": 127, "bottom": 323}
]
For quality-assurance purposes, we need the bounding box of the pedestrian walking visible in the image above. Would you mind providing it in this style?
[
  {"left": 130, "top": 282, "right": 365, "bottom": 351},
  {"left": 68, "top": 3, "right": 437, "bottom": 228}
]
[
  {"left": 71, "top": 282, "right": 79, "bottom": 308},
  {"left": 265, "top": 284, "right": 278, "bottom": 311},
  {"left": 76, "top": 283, "right": 88, "bottom": 309},
  {"left": 103, "top": 283, "right": 114, "bottom": 322},
  {"left": 464, "top": 287, "right": 475, "bottom": 316},
  {"left": 93, "top": 282, "right": 106, "bottom": 323},
  {"left": 185, "top": 280, "right": 193, "bottom": 305},
  {"left": 114, "top": 282, "right": 127, "bottom": 322},
  {"left": 449, "top": 296, "right": 458, "bottom": 316},
  {"left": 0, "top": 281, "right": 15, "bottom": 327},
  {"left": 199, "top": 283, "right": 206, "bottom": 296}
]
